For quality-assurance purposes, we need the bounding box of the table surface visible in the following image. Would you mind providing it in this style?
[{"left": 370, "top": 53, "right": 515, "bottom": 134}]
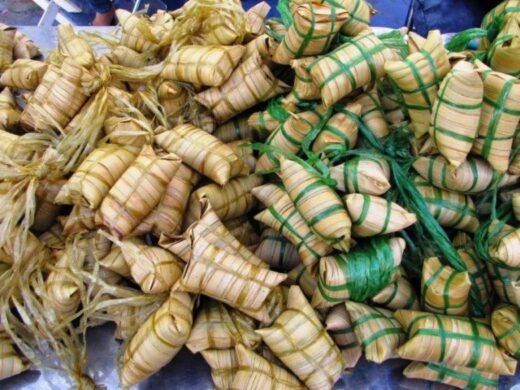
[{"left": 1, "top": 26, "right": 519, "bottom": 390}]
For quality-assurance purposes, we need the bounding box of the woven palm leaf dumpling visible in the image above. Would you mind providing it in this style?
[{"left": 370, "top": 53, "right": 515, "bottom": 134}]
[{"left": 1, "top": 0, "right": 520, "bottom": 389}]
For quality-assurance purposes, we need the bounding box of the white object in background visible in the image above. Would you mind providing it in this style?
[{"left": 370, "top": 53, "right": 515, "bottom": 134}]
[{"left": 34, "top": 0, "right": 77, "bottom": 26}]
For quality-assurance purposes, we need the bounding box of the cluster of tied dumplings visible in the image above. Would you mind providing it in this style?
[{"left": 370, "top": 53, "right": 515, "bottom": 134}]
[{"left": 0, "top": 0, "right": 520, "bottom": 389}]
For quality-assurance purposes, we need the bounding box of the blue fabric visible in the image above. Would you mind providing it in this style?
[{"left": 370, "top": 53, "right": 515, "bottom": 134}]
[
  {"left": 412, "top": 0, "right": 499, "bottom": 35},
  {"left": 87, "top": 0, "right": 113, "bottom": 14}
]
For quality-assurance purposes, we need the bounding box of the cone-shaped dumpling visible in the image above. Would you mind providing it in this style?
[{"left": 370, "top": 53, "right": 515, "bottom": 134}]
[
  {"left": 55, "top": 144, "right": 139, "bottom": 209},
  {"left": 162, "top": 45, "right": 245, "bottom": 87},
  {"left": 421, "top": 257, "right": 471, "bottom": 316},
  {"left": 309, "top": 31, "right": 398, "bottom": 106},
  {"left": 175, "top": 234, "right": 286, "bottom": 322},
  {"left": 491, "top": 304, "right": 520, "bottom": 358},
  {"left": 394, "top": 309, "right": 516, "bottom": 375},
  {"left": 280, "top": 158, "right": 352, "bottom": 252},
  {"left": 330, "top": 156, "right": 391, "bottom": 195},
  {"left": 325, "top": 304, "right": 362, "bottom": 369},
  {"left": 231, "top": 344, "right": 303, "bottom": 390},
  {"left": 429, "top": 60, "right": 483, "bottom": 168},
  {"left": 414, "top": 176, "right": 479, "bottom": 232},
  {"left": 471, "top": 62, "right": 520, "bottom": 173},
  {"left": 312, "top": 237, "right": 405, "bottom": 308},
  {"left": 345, "top": 194, "right": 416, "bottom": 237},
  {"left": 186, "top": 300, "right": 260, "bottom": 353},
  {"left": 272, "top": 2, "right": 349, "bottom": 65},
  {"left": 385, "top": 30, "right": 451, "bottom": 138},
  {"left": 0, "top": 59, "right": 47, "bottom": 90},
  {"left": 403, "top": 361, "right": 499, "bottom": 390},
  {"left": 257, "top": 105, "right": 329, "bottom": 172},
  {"left": 120, "top": 292, "right": 194, "bottom": 387},
  {"left": 155, "top": 124, "right": 247, "bottom": 185},
  {"left": 413, "top": 155, "right": 519, "bottom": 194},
  {"left": 372, "top": 277, "right": 420, "bottom": 311},
  {"left": 196, "top": 51, "right": 290, "bottom": 123},
  {"left": 99, "top": 145, "right": 182, "bottom": 238},
  {"left": 312, "top": 102, "right": 360, "bottom": 153},
  {"left": 256, "top": 286, "right": 344, "bottom": 390},
  {"left": 346, "top": 301, "right": 405, "bottom": 363}
]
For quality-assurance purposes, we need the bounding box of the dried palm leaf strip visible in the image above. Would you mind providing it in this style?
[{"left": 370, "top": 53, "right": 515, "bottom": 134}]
[
  {"left": 491, "top": 304, "right": 520, "bottom": 358},
  {"left": 196, "top": 51, "right": 290, "bottom": 123},
  {"left": 57, "top": 24, "right": 95, "bottom": 68},
  {"left": 308, "top": 31, "right": 397, "bottom": 107},
  {"left": 99, "top": 145, "right": 182, "bottom": 238},
  {"left": 256, "top": 286, "right": 344, "bottom": 390},
  {"left": 0, "top": 88, "right": 20, "bottom": 130},
  {"left": 395, "top": 310, "right": 516, "bottom": 375},
  {"left": 155, "top": 124, "right": 246, "bottom": 186},
  {"left": 273, "top": 2, "right": 348, "bottom": 65},
  {"left": 175, "top": 234, "right": 285, "bottom": 322},
  {"left": 120, "top": 291, "right": 194, "bottom": 387},
  {"left": 312, "top": 102, "right": 360, "bottom": 153},
  {"left": 116, "top": 9, "right": 159, "bottom": 53},
  {"left": 280, "top": 158, "right": 352, "bottom": 252},
  {"left": 352, "top": 88, "right": 389, "bottom": 138},
  {"left": 254, "top": 190, "right": 332, "bottom": 274},
  {"left": 133, "top": 163, "right": 199, "bottom": 237},
  {"left": 257, "top": 105, "right": 329, "bottom": 172},
  {"left": 162, "top": 45, "right": 245, "bottom": 87},
  {"left": 330, "top": 156, "right": 390, "bottom": 195},
  {"left": 346, "top": 301, "right": 405, "bottom": 363},
  {"left": 227, "top": 139, "right": 256, "bottom": 171},
  {"left": 385, "top": 30, "right": 450, "bottom": 138},
  {"left": 414, "top": 176, "right": 479, "bottom": 233},
  {"left": 201, "top": 349, "right": 238, "bottom": 390},
  {"left": 232, "top": 344, "right": 303, "bottom": 390},
  {"left": 254, "top": 229, "right": 301, "bottom": 271},
  {"left": 345, "top": 194, "right": 416, "bottom": 237},
  {"left": 186, "top": 299, "right": 260, "bottom": 353},
  {"left": 429, "top": 60, "right": 483, "bottom": 168},
  {"left": 286, "top": 263, "right": 317, "bottom": 298},
  {"left": 377, "top": 77, "right": 406, "bottom": 124},
  {"left": 488, "top": 13, "right": 520, "bottom": 76},
  {"left": 55, "top": 143, "right": 139, "bottom": 209},
  {"left": 99, "top": 241, "right": 135, "bottom": 278},
  {"left": 453, "top": 232, "right": 494, "bottom": 315},
  {"left": 421, "top": 257, "right": 472, "bottom": 316},
  {"left": 413, "top": 155, "right": 519, "bottom": 195},
  {"left": 312, "top": 237, "right": 405, "bottom": 308},
  {"left": 0, "top": 26, "right": 15, "bottom": 70},
  {"left": 0, "top": 59, "right": 47, "bottom": 91},
  {"left": 186, "top": 175, "right": 263, "bottom": 225},
  {"left": 403, "top": 361, "right": 499, "bottom": 390},
  {"left": 325, "top": 304, "right": 362, "bottom": 369},
  {"left": 471, "top": 62, "right": 520, "bottom": 173}
]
